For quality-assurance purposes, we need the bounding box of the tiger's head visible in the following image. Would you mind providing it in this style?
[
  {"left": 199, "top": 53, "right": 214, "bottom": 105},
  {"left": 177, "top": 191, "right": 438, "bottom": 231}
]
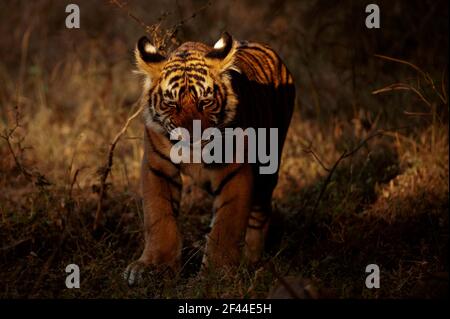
[{"left": 135, "top": 32, "right": 240, "bottom": 137}]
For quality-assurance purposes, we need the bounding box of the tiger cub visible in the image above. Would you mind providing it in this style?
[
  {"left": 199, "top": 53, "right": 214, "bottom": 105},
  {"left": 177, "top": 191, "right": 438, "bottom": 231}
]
[{"left": 124, "top": 32, "right": 295, "bottom": 285}]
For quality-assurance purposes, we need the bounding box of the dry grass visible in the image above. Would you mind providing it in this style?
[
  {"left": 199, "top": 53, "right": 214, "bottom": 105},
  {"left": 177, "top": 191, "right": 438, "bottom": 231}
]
[{"left": 0, "top": 0, "right": 448, "bottom": 298}]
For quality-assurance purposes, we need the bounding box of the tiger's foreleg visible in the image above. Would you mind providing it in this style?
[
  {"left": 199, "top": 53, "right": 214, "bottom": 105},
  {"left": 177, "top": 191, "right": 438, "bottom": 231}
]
[
  {"left": 124, "top": 131, "right": 182, "bottom": 286},
  {"left": 202, "top": 164, "right": 253, "bottom": 272}
]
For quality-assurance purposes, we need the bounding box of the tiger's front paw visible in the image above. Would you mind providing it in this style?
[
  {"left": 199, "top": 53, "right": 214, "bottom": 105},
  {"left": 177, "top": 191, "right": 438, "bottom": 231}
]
[{"left": 123, "top": 260, "right": 148, "bottom": 286}]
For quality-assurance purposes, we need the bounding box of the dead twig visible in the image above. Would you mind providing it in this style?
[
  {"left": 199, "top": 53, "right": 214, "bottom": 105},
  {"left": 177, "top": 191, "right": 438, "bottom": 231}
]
[
  {"left": 374, "top": 54, "right": 447, "bottom": 105},
  {"left": 312, "top": 131, "right": 384, "bottom": 213},
  {"left": 108, "top": 0, "right": 153, "bottom": 34},
  {"left": 69, "top": 168, "right": 81, "bottom": 197},
  {"left": 93, "top": 104, "right": 143, "bottom": 231},
  {"left": 166, "top": 1, "right": 212, "bottom": 44},
  {"left": 1, "top": 106, "right": 51, "bottom": 188},
  {"left": 107, "top": 0, "right": 211, "bottom": 53},
  {"left": 0, "top": 106, "right": 32, "bottom": 180},
  {"left": 0, "top": 237, "right": 31, "bottom": 252},
  {"left": 300, "top": 142, "right": 331, "bottom": 172},
  {"left": 372, "top": 82, "right": 432, "bottom": 109}
]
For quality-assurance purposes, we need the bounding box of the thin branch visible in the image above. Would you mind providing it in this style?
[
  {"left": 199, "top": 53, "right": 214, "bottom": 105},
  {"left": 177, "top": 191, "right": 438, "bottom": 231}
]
[
  {"left": 166, "top": 1, "right": 212, "bottom": 41},
  {"left": 374, "top": 54, "right": 446, "bottom": 105},
  {"left": 441, "top": 65, "right": 448, "bottom": 104},
  {"left": 107, "top": 0, "right": 154, "bottom": 34},
  {"left": 107, "top": 0, "right": 211, "bottom": 53},
  {"left": 312, "top": 131, "right": 384, "bottom": 213},
  {"left": 372, "top": 82, "right": 432, "bottom": 109},
  {"left": 93, "top": 104, "right": 143, "bottom": 231},
  {"left": 301, "top": 143, "right": 331, "bottom": 172},
  {"left": 374, "top": 54, "right": 432, "bottom": 84},
  {"left": 69, "top": 168, "right": 81, "bottom": 197},
  {"left": 1, "top": 106, "right": 33, "bottom": 181},
  {"left": 403, "top": 111, "right": 432, "bottom": 116}
]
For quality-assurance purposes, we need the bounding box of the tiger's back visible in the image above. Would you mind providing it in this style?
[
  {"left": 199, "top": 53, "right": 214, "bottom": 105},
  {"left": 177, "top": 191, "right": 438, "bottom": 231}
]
[{"left": 233, "top": 40, "right": 295, "bottom": 132}]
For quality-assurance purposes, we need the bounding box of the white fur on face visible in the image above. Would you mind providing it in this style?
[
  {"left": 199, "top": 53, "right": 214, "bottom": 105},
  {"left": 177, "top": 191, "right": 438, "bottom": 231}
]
[{"left": 143, "top": 106, "right": 164, "bottom": 133}]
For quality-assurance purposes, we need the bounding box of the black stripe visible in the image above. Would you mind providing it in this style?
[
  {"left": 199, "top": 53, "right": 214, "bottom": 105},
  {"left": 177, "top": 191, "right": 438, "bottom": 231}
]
[
  {"left": 213, "top": 196, "right": 237, "bottom": 214},
  {"left": 172, "top": 205, "right": 180, "bottom": 217},
  {"left": 159, "top": 188, "right": 181, "bottom": 218},
  {"left": 186, "top": 62, "right": 207, "bottom": 68},
  {"left": 163, "top": 68, "right": 182, "bottom": 78},
  {"left": 145, "top": 130, "right": 178, "bottom": 165},
  {"left": 212, "top": 165, "right": 244, "bottom": 196},
  {"left": 248, "top": 211, "right": 269, "bottom": 228},
  {"left": 160, "top": 194, "right": 180, "bottom": 209},
  {"left": 175, "top": 50, "right": 190, "bottom": 58},
  {"left": 189, "top": 86, "right": 198, "bottom": 99},
  {"left": 179, "top": 57, "right": 203, "bottom": 63},
  {"left": 154, "top": 147, "right": 180, "bottom": 167},
  {"left": 276, "top": 53, "right": 285, "bottom": 84},
  {"left": 208, "top": 100, "right": 221, "bottom": 114},
  {"left": 237, "top": 53, "right": 257, "bottom": 77},
  {"left": 218, "top": 84, "right": 228, "bottom": 123},
  {"left": 203, "top": 162, "right": 229, "bottom": 171},
  {"left": 168, "top": 75, "right": 183, "bottom": 85},
  {"left": 245, "top": 52, "right": 270, "bottom": 82},
  {"left": 185, "top": 67, "right": 207, "bottom": 75},
  {"left": 163, "top": 90, "right": 174, "bottom": 99},
  {"left": 249, "top": 214, "right": 268, "bottom": 222},
  {"left": 167, "top": 197, "right": 181, "bottom": 217},
  {"left": 148, "top": 165, "right": 182, "bottom": 189},
  {"left": 167, "top": 58, "right": 186, "bottom": 64},
  {"left": 163, "top": 64, "right": 183, "bottom": 71},
  {"left": 283, "top": 65, "right": 291, "bottom": 85},
  {"left": 245, "top": 46, "right": 278, "bottom": 69},
  {"left": 247, "top": 224, "right": 265, "bottom": 229},
  {"left": 187, "top": 73, "right": 205, "bottom": 82},
  {"left": 195, "top": 81, "right": 205, "bottom": 91},
  {"left": 147, "top": 85, "right": 159, "bottom": 107}
]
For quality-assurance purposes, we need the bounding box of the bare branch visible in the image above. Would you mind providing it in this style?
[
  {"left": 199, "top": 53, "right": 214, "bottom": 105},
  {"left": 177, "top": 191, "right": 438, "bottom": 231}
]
[
  {"left": 1, "top": 106, "right": 34, "bottom": 181},
  {"left": 374, "top": 54, "right": 432, "bottom": 84},
  {"left": 312, "top": 131, "right": 384, "bottom": 213},
  {"left": 93, "top": 104, "right": 143, "bottom": 231},
  {"left": 301, "top": 143, "right": 331, "bottom": 172},
  {"left": 372, "top": 82, "right": 433, "bottom": 109},
  {"left": 374, "top": 54, "right": 446, "bottom": 105}
]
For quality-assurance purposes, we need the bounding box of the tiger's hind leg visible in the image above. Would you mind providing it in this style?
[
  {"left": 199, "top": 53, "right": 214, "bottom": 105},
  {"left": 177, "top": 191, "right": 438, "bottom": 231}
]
[
  {"left": 244, "top": 205, "right": 271, "bottom": 264},
  {"left": 244, "top": 174, "right": 277, "bottom": 264}
]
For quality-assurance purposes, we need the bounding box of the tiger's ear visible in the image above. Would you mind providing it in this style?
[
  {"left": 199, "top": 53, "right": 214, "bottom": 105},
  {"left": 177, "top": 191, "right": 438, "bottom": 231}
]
[
  {"left": 205, "top": 32, "right": 240, "bottom": 74},
  {"left": 135, "top": 36, "right": 166, "bottom": 79}
]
